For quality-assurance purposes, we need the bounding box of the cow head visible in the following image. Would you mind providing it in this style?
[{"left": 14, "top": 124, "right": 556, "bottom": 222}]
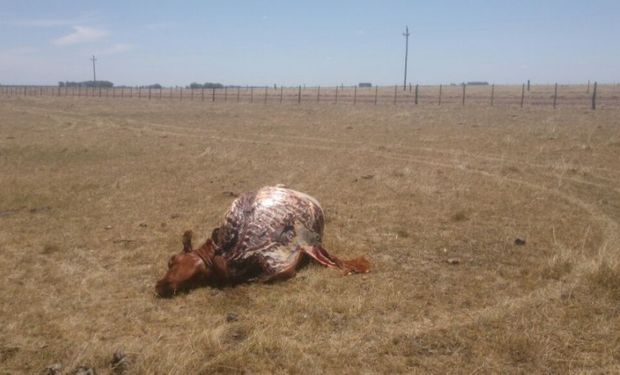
[{"left": 155, "top": 230, "right": 214, "bottom": 298}]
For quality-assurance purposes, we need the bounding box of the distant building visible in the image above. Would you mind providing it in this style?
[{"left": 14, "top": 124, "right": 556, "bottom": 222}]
[{"left": 358, "top": 82, "right": 372, "bottom": 88}]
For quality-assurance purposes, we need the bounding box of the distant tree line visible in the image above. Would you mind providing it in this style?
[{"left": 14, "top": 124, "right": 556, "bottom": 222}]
[
  {"left": 59, "top": 80, "right": 113, "bottom": 88},
  {"left": 188, "top": 82, "right": 224, "bottom": 89}
]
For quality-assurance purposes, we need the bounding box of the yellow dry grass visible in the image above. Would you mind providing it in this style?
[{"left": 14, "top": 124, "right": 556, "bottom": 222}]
[{"left": 1, "top": 95, "right": 619, "bottom": 373}]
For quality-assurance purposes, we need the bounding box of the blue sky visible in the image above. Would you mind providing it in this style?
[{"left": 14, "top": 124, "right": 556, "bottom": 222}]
[{"left": 1, "top": 1, "right": 618, "bottom": 86}]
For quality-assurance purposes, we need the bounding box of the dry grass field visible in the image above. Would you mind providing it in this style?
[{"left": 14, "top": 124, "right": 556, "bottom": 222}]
[{"left": 1, "top": 96, "right": 619, "bottom": 373}]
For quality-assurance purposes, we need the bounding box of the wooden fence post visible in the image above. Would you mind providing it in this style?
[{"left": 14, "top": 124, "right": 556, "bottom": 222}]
[
  {"left": 280, "top": 86, "right": 283, "bottom": 103},
  {"left": 527, "top": 80, "right": 530, "bottom": 91},
  {"left": 148, "top": 87, "right": 151, "bottom": 100},
  {"left": 587, "top": 80, "right": 590, "bottom": 94},
  {"left": 251, "top": 87, "right": 254, "bottom": 103},
  {"left": 520, "top": 83, "right": 525, "bottom": 108},
  {"left": 374, "top": 86, "right": 378, "bottom": 105},
  {"left": 490, "top": 84, "right": 495, "bottom": 106},
  {"left": 224, "top": 87, "right": 228, "bottom": 102},
  {"left": 298, "top": 85, "right": 301, "bottom": 104},
  {"left": 237, "top": 87, "right": 240, "bottom": 102},
  {"left": 438, "top": 84, "right": 442, "bottom": 106},
  {"left": 201, "top": 88, "right": 204, "bottom": 101},
  {"left": 414, "top": 84, "right": 419, "bottom": 105},
  {"left": 553, "top": 83, "right": 558, "bottom": 109},
  {"left": 462, "top": 83, "right": 466, "bottom": 106},
  {"left": 98, "top": 87, "right": 102, "bottom": 97},
  {"left": 592, "top": 81, "right": 597, "bottom": 110},
  {"left": 213, "top": 88, "right": 216, "bottom": 102},
  {"left": 353, "top": 86, "right": 357, "bottom": 105},
  {"left": 335, "top": 86, "right": 339, "bottom": 104}
]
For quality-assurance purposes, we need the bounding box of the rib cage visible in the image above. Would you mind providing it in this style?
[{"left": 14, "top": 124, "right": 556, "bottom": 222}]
[{"left": 211, "top": 186, "right": 325, "bottom": 280}]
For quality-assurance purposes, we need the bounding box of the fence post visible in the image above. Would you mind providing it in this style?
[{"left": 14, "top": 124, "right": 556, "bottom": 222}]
[
  {"left": 159, "top": 88, "right": 162, "bottom": 99},
  {"left": 520, "top": 83, "right": 525, "bottom": 108},
  {"left": 353, "top": 86, "right": 357, "bottom": 105},
  {"left": 148, "top": 87, "right": 151, "bottom": 100},
  {"left": 224, "top": 87, "right": 228, "bottom": 102},
  {"left": 414, "top": 84, "right": 419, "bottom": 105},
  {"left": 280, "top": 86, "right": 283, "bottom": 103},
  {"left": 592, "top": 81, "right": 597, "bottom": 110},
  {"left": 553, "top": 83, "right": 558, "bottom": 109},
  {"left": 201, "top": 88, "right": 204, "bottom": 101},
  {"left": 237, "top": 87, "right": 240, "bottom": 102},
  {"left": 527, "top": 80, "right": 530, "bottom": 91},
  {"left": 335, "top": 86, "right": 339, "bottom": 104},
  {"left": 298, "top": 85, "right": 301, "bottom": 104},
  {"left": 213, "top": 88, "right": 216, "bottom": 102},
  {"left": 438, "top": 84, "right": 442, "bottom": 106},
  {"left": 393, "top": 85, "right": 397, "bottom": 105},
  {"left": 587, "top": 80, "right": 590, "bottom": 94},
  {"left": 317, "top": 86, "right": 320, "bottom": 103},
  {"left": 374, "top": 86, "right": 378, "bottom": 105},
  {"left": 250, "top": 87, "right": 254, "bottom": 103},
  {"left": 462, "top": 83, "right": 466, "bottom": 106},
  {"left": 490, "top": 84, "right": 495, "bottom": 106}
]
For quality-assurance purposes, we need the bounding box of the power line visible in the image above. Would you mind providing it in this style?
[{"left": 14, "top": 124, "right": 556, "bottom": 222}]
[
  {"left": 402, "top": 26, "right": 410, "bottom": 91},
  {"left": 91, "top": 55, "right": 97, "bottom": 82}
]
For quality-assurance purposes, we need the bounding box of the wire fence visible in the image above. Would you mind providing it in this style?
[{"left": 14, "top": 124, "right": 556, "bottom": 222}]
[{"left": 1, "top": 83, "right": 619, "bottom": 109}]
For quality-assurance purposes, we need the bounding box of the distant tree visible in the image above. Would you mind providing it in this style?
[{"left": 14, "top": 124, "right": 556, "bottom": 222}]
[
  {"left": 203, "top": 82, "right": 223, "bottom": 89},
  {"left": 59, "top": 80, "right": 113, "bottom": 88},
  {"left": 188, "top": 82, "right": 224, "bottom": 89}
]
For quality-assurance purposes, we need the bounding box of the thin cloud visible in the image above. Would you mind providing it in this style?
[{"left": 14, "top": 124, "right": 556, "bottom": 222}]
[
  {"left": 52, "top": 26, "right": 108, "bottom": 46},
  {"left": 5, "top": 12, "right": 98, "bottom": 28},
  {"left": 98, "top": 43, "right": 133, "bottom": 55}
]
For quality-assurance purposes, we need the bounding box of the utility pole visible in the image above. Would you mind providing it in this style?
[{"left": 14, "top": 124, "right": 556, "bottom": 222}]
[
  {"left": 91, "top": 55, "right": 97, "bottom": 83},
  {"left": 402, "top": 26, "right": 410, "bottom": 90}
]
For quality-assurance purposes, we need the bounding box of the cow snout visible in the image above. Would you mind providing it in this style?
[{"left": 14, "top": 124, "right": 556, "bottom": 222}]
[{"left": 155, "top": 279, "right": 175, "bottom": 298}]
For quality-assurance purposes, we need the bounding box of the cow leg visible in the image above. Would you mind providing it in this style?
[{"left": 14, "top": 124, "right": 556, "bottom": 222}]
[{"left": 301, "top": 245, "right": 370, "bottom": 275}]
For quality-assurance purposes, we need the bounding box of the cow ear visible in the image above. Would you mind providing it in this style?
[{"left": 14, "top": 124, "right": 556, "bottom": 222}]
[{"left": 182, "top": 230, "right": 193, "bottom": 253}]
